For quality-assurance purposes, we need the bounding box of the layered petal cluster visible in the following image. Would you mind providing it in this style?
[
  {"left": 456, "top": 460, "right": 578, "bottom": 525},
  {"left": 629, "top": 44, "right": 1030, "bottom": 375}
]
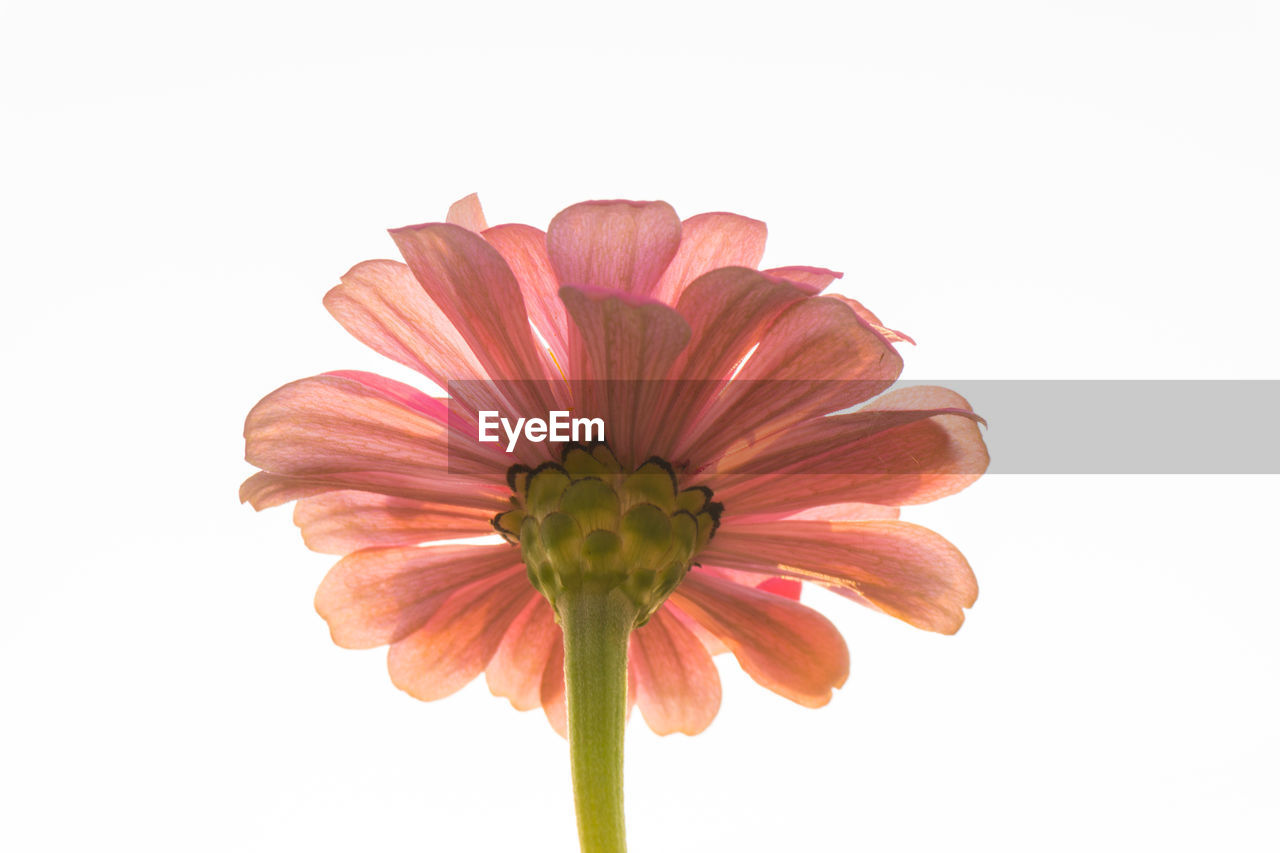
[{"left": 242, "top": 195, "right": 988, "bottom": 735}]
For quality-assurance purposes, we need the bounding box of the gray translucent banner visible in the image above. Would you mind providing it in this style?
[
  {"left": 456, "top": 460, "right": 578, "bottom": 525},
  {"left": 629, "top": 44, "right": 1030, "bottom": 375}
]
[
  {"left": 888, "top": 380, "right": 1280, "bottom": 474},
  {"left": 445, "top": 380, "right": 1280, "bottom": 475}
]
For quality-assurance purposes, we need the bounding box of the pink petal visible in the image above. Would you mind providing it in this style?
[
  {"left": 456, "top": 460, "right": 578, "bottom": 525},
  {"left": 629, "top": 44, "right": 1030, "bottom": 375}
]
[
  {"left": 646, "top": 268, "right": 808, "bottom": 457},
  {"left": 541, "top": 636, "right": 567, "bottom": 737},
  {"left": 709, "top": 385, "right": 988, "bottom": 515},
  {"left": 315, "top": 542, "right": 521, "bottom": 649},
  {"left": 559, "top": 287, "right": 691, "bottom": 380},
  {"left": 546, "top": 200, "right": 682, "bottom": 299},
  {"left": 482, "top": 223, "right": 569, "bottom": 365},
  {"left": 324, "top": 273, "right": 541, "bottom": 455},
  {"left": 761, "top": 265, "right": 843, "bottom": 294},
  {"left": 673, "top": 268, "right": 806, "bottom": 381},
  {"left": 785, "top": 503, "right": 901, "bottom": 522},
  {"left": 670, "top": 570, "right": 849, "bottom": 708},
  {"left": 239, "top": 471, "right": 335, "bottom": 510},
  {"left": 732, "top": 502, "right": 901, "bottom": 522},
  {"left": 756, "top": 577, "right": 802, "bottom": 599},
  {"left": 828, "top": 294, "right": 914, "bottom": 344},
  {"left": 559, "top": 285, "right": 691, "bottom": 467},
  {"left": 705, "top": 519, "right": 978, "bottom": 634},
  {"left": 243, "top": 372, "right": 509, "bottom": 509},
  {"left": 446, "top": 193, "right": 488, "bottom": 232},
  {"left": 629, "top": 605, "right": 722, "bottom": 735},
  {"left": 667, "top": 603, "right": 728, "bottom": 656},
  {"left": 387, "top": 567, "right": 533, "bottom": 702},
  {"left": 241, "top": 470, "right": 506, "bottom": 512},
  {"left": 676, "top": 296, "right": 904, "bottom": 465},
  {"left": 486, "top": 594, "right": 560, "bottom": 711},
  {"left": 323, "top": 259, "right": 488, "bottom": 390},
  {"left": 389, "top": 223, "right": 560, "bottom": 415},
  {"left": 652, "top": 212, "right": 768, "bottom": 304},
  {"left": 292, "top": 492, "right": 494, "bottom": 555}
]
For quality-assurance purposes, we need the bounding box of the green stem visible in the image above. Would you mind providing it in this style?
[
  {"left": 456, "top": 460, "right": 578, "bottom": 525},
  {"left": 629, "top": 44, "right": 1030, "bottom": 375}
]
[{"left": 560, "top": 585, "right": 638, "bottom": 853}]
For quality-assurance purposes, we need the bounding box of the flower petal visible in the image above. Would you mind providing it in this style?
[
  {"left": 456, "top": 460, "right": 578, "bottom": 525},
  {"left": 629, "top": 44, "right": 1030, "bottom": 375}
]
[
  {"left": 387, "top": 566, "right": 533, "bottom": 701},
  {"left": 672, "top": 268, "right": 807, "bottom": 382},
  {"left": 559, "top": 287, "right": 691, "bottom": 381},
  {"left": 559, "top": 285, "right": 691, "bottom": 467},
  {"left": 482, "top": 223, "right": 569, "bottom": 364},
  {"left": 676, "top": 296, "right": 904, "bottom": 464},
  {"left": 389, "top": 222, "right": 558, "bottom": 409},
  {"left": 323, "top": 259, "right": 489, "bottom": 391},
  {"left": 756, "top": 577, "right": 802, "bottom": 599},
  {"left": 785, "top": 503, "right": 901, "bottom": 522},
  {"left": 292, "top": 492, "right": 494, "bottom": 555},
  {"left": 486, "top": 593, "right": 560, "bottom": 712},
  {"left": 667, "top": 603, "right": 728, "bottom": 656},
  {"left": 241, "top": 470, "right": 504, "bottom": 512},
  {"left": 629, "top": 605, "right": 722, "bottom": 735},
  {"left": 547, "top": 200, "right": 682, "bottom": 298},
  {"left": 315, "top": 543, "right": 521, "bottom": 649},
  {"left": 646, "top": 268, "right": 808, "bottom": 457},
  {"left": 652, "top": 212, "right": 767, "bottom": 304},
  {"left": 705, "top": 520, "right": 978, "bottom": 634},
  {"left": 670, "top": 570, "right": 849, "bottom": 708},
  {"left": 541, "top": 635, "right": 567, "bottom": 737},
  {"left": 828, "top": 294, "right": 914, "bottom": 344},
  {"left": 710, "top": 385, "right": 988, "bottom": 515},
  {"left": 243, "top": 372, "right": 508, "bottom": 509},
  {"left": 762, "top": 265, "right": 842, "bottom": 294},
  {"left": 446, "top": 193, "right": 488, "bottom": 232},
  {"left": 239, "top": 471, "right": 335, "bottom": 510}
]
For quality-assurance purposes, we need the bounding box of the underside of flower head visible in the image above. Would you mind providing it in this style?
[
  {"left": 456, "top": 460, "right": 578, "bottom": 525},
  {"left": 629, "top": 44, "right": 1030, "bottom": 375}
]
[
  {"left": 241, "top": 193, "right": 989, "bottom": 737},
  {"left": 494, "top": 443, "right": 723, "bottom": 628}
]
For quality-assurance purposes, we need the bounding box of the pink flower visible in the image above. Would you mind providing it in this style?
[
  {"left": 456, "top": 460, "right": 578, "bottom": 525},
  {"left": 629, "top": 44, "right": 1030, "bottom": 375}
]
[{"left": 242, "top": 194, "right": 988, "bottom": 737}]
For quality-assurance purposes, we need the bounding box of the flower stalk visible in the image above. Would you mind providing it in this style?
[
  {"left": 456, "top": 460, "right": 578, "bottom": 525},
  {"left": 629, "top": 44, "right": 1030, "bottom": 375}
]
[{"left": 560, "top": 585, "right": 639, "bottom": 853}]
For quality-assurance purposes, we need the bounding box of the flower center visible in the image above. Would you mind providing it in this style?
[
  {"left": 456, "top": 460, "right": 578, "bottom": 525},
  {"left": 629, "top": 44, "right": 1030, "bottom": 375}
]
[{"left": 493, "top": 444, "right": 722, "bottom": 627}]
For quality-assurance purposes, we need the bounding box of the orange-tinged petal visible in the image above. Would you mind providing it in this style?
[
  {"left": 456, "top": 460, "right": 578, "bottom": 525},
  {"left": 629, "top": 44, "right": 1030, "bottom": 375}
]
[
  {"left": 314, "top": 543, "right": 521, "bottom": 650},
  {"left": 541, "top": 635, "right": 567, "bottom": 737},
  {"left": 387, "top": 567, "right": 532, "bottom": 702},
  {"left": 652, "top": 212, "right": 767, "bottom": 304},
  {"left": 239, "top": 471, "right": 335, "bottom": 510},
  {"left": 706, "top": 520, "right": 978, "bottom": 634},
  {"left": 629, "top": 605, "right": 722, "bottom": 735},
  {"left": 292, "top": 492, "right": 493, "bottom": 555},
  {"left": 784, "top": 503, "right": 901, "bottom": 522},
  {"left": 240, "top": 469, "right": 505, "bottom": 512},
  {"left": 547, "top": 200, "right": 682, "bottom": 298},
  {"left": 486, "top": 594, "right": 560, "bottom": 712},
  {"left": 671, "top": 570, "right": 849, "bottom": 708},
  {"left": 446, "top": 193, "right": 488, "bottom": 232},
  {"left": 667, "top": 603, "right": 728, "bottom": 656},
  {"left": 828, "top": 294, "right": 915, "bottom": 344},
  {"left": 762, "top": 265, "right": 843, "bottom": 294}
]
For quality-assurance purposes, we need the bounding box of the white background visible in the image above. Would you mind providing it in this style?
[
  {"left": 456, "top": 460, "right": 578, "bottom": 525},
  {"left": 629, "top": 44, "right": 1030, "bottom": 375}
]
[{"left": 3, "top": 1, "right": 1278, "bottom": 851}]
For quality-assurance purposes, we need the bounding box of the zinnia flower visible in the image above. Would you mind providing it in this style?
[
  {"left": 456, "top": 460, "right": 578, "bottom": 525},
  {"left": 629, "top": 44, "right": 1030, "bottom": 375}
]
[{"left": 241, "top": 194, "right": 987, "bottom": 851}]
